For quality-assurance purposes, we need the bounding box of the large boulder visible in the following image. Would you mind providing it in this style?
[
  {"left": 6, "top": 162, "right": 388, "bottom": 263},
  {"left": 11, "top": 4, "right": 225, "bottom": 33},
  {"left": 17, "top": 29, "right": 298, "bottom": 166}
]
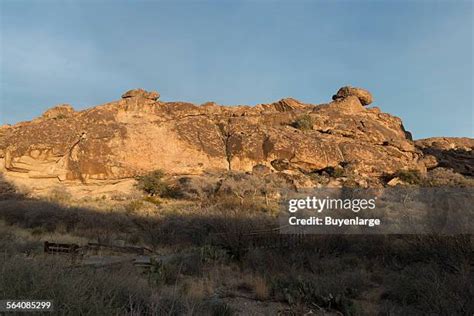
[
  {"left": 121, "top": 88, "right": 160, "bottom": 101},
  {"left": 332, "top": 86, "right": 373, "bottom": 106}
]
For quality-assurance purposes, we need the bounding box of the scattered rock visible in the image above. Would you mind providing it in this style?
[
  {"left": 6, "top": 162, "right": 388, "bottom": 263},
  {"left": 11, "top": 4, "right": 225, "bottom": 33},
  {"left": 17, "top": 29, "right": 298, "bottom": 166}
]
[{"left": 387, "top": 177, "right": 406, "bottom": 186}]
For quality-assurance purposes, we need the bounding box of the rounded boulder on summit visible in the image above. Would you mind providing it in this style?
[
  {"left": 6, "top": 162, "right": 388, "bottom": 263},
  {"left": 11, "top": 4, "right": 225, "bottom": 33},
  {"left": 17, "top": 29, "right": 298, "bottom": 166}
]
[
  {"left": 332, "top": 86, "right": 373, "bottom": 106},
  {"left": 121, "top": 88, "right": 160, "bottom": 101}
]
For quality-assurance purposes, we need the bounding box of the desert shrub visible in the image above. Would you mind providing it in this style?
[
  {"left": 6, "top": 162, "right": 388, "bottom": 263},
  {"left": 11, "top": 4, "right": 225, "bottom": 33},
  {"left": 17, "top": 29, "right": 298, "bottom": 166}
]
[
  {"left": 171, "top": 176, "right": 218, "bottom": 200},
  {"left": 143, "top": 195, "right": 161, "bottom": 205},
  {"left": 424, "top": 167, "right": 474, "bottom": 187},
  {"left": 199, "top": 244, "right": 230, "bottom": 263},
  {"left": 154, "top": 294, "right": 187, "bottom": 316},
  {"left": 332, "top": 167, "right": 345, "bottom": 178},
  {"left": 205, "top": 299, "right": 235, "bottom": 316},
  {"left": 0, "top": 256, "right": 158, "bottom": 315},
  {"left": 215, "top": 172, "right": 288, "bottom": 211},
  {"left": 134, "top": 211, "right": 214, "bottom": 248},
  {"left": 382, "top": 262, "right": 473, "bottom": 315},
  {"left": 169, "top": 251, "right": 204, "bottom": 277},
  {"left": 270, "top": 269, "right": 368, "bottom": 314},
  {"left": 136, "top": 170, "right": 168, "bottom": 196},
  {"left": 0, "top": 174, "right": 22, "bottom": 200},
  {"left": 242, "top": 248, "right": 295, "bottom": 274},
  {"left": 47, "top": 186, "right": 72, "bottom": 202},
  {"left": 237, "top": 274, "right": 269, "bottom": 301},
  {"left": 157, "top": 171, "right": 291, "bottom": 205},
  {"left": 53, "top": 114, "right": 67, "bottom": 120},
  {"left": 0, "top": 199, "right": 135, "bottom": 242},
  {"left": 124, "top": 200, "right": 145, "bottom": 213},
  {"left": 291, "top": 114, "right": 313, "bottom": 130},
  {"left": 309, "top": 172, "right": 330, "bottom": 185},
  {"left": 0, "top": 226, "right": 43, "bottom": 255},
  {"left": 148, "top": 251, "right": 204, "bottom": 286},
  {"left": 384, "top": 235, "right": 471, "bottom": 273},
  {"left": 392, "top": 169, "right": 422, "bottom": 185},
  {"left": 217, "top": 173, "right": 263, "bottom": 203},
  {"left": 149, "top": 259, "right": 182, "bottom": 286},
  {"left": 205, "top": 201, "right": 276, "bottom": 259},
  {"left": 131, "top": 199, "right": 274, "bottom": 251},
  {"left": 194, "top": 299, "right": 235, "bottom": 316}
]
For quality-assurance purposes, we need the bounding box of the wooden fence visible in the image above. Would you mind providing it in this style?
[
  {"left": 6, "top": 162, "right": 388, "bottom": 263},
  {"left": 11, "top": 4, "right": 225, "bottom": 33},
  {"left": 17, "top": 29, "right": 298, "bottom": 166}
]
[
  {"left": 44, "top": 241, "right": 80, "bottom": 254},
  {"left": 44, "top": 241, "right": 152, "bottom": 255},
  {"left": 209, "top": 227, "right": 320, "bottom": 251}
]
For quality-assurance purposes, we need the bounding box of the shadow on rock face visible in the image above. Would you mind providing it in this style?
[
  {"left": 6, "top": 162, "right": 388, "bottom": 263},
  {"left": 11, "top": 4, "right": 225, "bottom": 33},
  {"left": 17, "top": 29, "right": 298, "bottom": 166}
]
[{"left": 418, "top": 146, "right": 474, "bottom": 177}]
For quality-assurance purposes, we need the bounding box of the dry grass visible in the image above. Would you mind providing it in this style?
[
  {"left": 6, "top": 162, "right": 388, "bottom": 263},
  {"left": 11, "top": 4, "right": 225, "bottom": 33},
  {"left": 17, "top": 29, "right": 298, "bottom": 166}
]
[
  {"left": 250, "top": 275, "right": 270, "bottom": 301},
  {"left": 184, "top": 278, "right": 214, "bottom": 301},
  {"left": 1, "top": 172, "right": 473, "bottom": 315}
]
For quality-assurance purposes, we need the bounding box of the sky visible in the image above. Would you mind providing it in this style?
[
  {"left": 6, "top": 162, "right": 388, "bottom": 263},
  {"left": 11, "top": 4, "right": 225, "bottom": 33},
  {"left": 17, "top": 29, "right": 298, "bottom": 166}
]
[{"left": 0, "top": 0, "right": 472, "bottom": 139}]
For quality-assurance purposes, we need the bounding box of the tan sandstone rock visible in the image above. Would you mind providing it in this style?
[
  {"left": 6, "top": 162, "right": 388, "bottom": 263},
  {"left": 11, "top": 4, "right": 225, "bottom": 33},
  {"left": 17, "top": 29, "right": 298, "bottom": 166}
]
[
  {"left": 121, "top": 88, "right": 160, "bottom": 101},
  {"left": 332, "top": 86, "right": 373, "bottom": 106},
  {"left": 415, "top": 137, "right": 474, "bottom": 176},
  {"left": 2, "top": 86, "right": 463, "bottom": 195},
  {"left": 42, "top": 104, "right": 75, "bottom": 120}
]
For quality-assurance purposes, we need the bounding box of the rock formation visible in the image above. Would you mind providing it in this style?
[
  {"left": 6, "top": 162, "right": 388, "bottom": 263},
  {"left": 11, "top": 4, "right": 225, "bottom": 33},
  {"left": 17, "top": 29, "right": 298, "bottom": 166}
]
[
  {"left": 121, "top": 88, "right": 160, "bottom": 101},
  {"left": 0, "top": 87, "right": 471, "bottom": 196},
  {"left": 42, "top": 104, "right": 75, "bottom": 120},
  {"left": 332, "top": 86, "right": 373, "bottom": 106},
  {"left": 415, "top": 137, "right": 474, "bottom": 176}
]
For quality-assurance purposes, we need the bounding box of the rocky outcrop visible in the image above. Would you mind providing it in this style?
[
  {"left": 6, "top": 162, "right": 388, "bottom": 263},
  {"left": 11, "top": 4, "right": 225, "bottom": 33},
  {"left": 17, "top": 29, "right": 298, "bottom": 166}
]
[
  {"left": 415, "top": 137, "right": 474, "bottom": 176},
  {"left": 42, "top": 104, "right": 75, "bottom": 120},
  {"left": 1, "top": 86, "right": 469, "bottom": 195}
]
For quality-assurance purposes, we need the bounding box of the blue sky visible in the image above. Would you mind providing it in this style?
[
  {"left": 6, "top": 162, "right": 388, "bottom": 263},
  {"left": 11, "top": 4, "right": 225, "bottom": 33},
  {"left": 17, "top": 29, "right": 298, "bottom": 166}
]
[{"left": 0, "top": 0, "right": 472, "bottom": 138}]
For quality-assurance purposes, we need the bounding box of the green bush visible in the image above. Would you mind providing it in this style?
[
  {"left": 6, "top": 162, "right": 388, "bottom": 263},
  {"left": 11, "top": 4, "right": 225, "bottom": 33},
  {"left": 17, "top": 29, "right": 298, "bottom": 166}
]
[
  {"left": 136, "top": 170, "right": 168, "bottom": 196},
  {"left": 291, "top": 114, "right": 313, "bottom": 130}
]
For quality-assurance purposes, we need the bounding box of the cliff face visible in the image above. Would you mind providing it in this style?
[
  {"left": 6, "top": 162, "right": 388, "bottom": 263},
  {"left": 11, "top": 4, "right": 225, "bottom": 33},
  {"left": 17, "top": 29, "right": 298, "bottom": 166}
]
[{"left": 0, "top": 87, "right": 472, "bottom": 195}]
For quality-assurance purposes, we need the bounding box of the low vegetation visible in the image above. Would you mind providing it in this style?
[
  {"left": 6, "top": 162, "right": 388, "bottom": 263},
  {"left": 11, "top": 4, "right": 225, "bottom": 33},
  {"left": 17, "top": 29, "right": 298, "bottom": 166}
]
[
  {"left": 0, "top": 171, "right": 472, "bottom": 315},
  {"left": 387, "top": 167, "right": 474, "bottom": 187},
  {"left": 135, "top": 170, "right": 169, "bottom": 196},
  {"left": 392, "top": 169, "right": 423, "bottom": 185},
  {"left": 291, "top": 114, "right": 314, "bottom": 130}
]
